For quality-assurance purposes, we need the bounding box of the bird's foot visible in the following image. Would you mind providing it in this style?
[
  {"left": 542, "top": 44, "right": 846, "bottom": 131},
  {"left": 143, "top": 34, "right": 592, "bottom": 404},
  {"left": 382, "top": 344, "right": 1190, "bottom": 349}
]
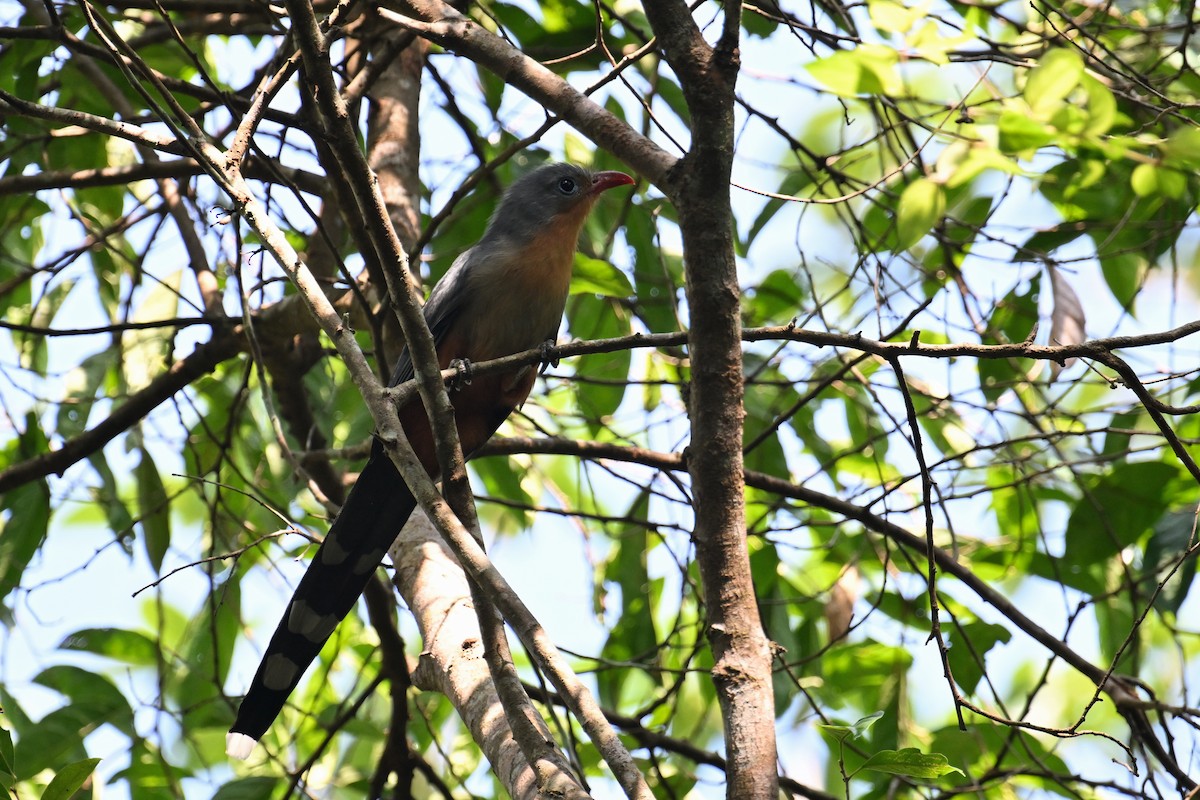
[
  {"left": 538, "top": 340, "right": 560, "bottom": 374},
  {"left": 449, "top": 358, "right": 474, "bottom": 390}
]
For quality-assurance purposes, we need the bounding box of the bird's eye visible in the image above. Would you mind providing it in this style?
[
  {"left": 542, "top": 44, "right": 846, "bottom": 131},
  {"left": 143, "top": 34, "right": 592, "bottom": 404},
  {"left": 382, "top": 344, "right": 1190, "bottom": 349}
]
[{"left": 557, "top": 178, "right": 577, "bottom": 194}]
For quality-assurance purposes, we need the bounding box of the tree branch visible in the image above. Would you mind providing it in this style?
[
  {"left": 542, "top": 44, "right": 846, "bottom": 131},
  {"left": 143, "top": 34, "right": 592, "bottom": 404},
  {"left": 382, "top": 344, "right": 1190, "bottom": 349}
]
[
  {"left": 637, "top": 2, "right": 780, "bottom": 796},
  {"left": 393, "top": 513, "right": 590, "bottom": 800},
  {"left": 283, "top": 3, "right": 647, "bottom": 795},
  {"left": 0, "top": 332, "right": 242, "bottom": 495},
  {"left": 476, "top": 435, "right": 1196, "bottom": 787},
  {"left": 376, "top": 3, "right": 676, "bottom": 184}
]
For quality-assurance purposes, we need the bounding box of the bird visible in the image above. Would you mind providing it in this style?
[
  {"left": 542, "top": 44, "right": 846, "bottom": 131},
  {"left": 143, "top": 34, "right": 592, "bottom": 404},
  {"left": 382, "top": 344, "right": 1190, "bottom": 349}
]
[{"left": 226, "top": 162, "right": 635, "bottom": 759}]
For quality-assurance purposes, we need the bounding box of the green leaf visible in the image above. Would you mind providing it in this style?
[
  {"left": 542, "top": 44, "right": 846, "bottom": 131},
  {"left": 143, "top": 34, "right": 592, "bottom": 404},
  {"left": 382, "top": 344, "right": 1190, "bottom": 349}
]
[
  {"left": 136, "top": 449, "right": 171, "bottom": 573},
  {"left": 472, "top": 456, "right": 534, "bottom": 534},
  {"left": 122, "top": 269, "right": 181, "bottom": 392},
  {"left": 640, "top": 355, "right": 664, "bottom": 412},
  {"left": 742, "top": 6, "right": 778, "bottom": 37},
  {"left": 0, "top": 424, "right": 50, "bottom": 605},
  {"left": 743, "top": 355, "right": 797, "bottom": 477},
  {"left": 169, "top": 576, "right": 241, "bottom": 728},
  {"left": 850, "top": 711, "right": 885, "bottom": 735},
  {"left": 842, "top": 384, "right": 888, "bottom": 461},
  {"left": 59, "top": 627, "right": 160, "bottom": 666},
  {"left": 930, "top": 723, "right": 1069, "bottom": 785},
  {"left": 1102, "top": 408, "right": 1143, "bottom": 458},
  {"left": 1130, "top": 163, "right": 1156, "bottom": 196},
  {"left": 946, "top": 622, "right": 1012, "bottom": 694},
  {"left": 108, "top": 738, "right": 183, "bottom": 800},
  {"left": 565, "top": 293, "right": 632, "bottom": 431},
  {"left": 625, "top": 200, "right": 679, "bottom": 334},
  {"left": 18, "top": 278, "right": 78, "bottom": 373},
  {"left": 77, "top": 184, "right": 126, "bottom": 227},
  {"left": 1081, "top": 74, "right": 1117, "bottom": 136},
  {"left": 859, "top": 747, "right": 964, "bottom": 778},
  {"left": 1064, "top": 461, "right": 1179, "bottom": 568},
  {"left": 1142, "top": 510, "right": 1197, "bottom": 616},
  {"left": 1024, "top": 48, "right": 1084, "bottom": 117},
  {"left": 88, "top": 453, "right": 136, "bottom": 546},
  {"left": 1016, "top": 227, "right": 1086, "bottom": 261},
  {"left": 820, "top": 642, "right": 912, "bottom": 712},
  {"left": 0, "top": 725, "right": 15, "bottom": 789},
  {"left": 570, "top": 254, "right": 634, "bottom": 297},
  {"left": 13, "top": 706, "right": 92, "bottom": 779},
  {"left": 818, "top": 711, "right": 885, "bottom": 743},
  {"left": 491, "top": 0, "right": 596, "bottom": 56},
  {"left": 0, "top": 689, "right": 32, "bottom": 738},
  {"left": 1131, "top": 163, "right": 1186, "bottom": 199},
  {"left": 746, "top": 269, "right": 806, "bottom": 326},
  {"left": 34, "top": 666, "right": 135, "bottom": 736},
  {"left": 1, "top": 30, "right": 52, "bottom": 141},
  {"left": 40, "top": 757, "right": 102, "bottom": 800},
  {"left": 1161, "top": 127, "right": 1200, "bottom": 168},
  {"left": 807, "top": 45, "right": 900, "bottom": 96},
  {"left": 930, "top": 180, "right": 980, "bottom": 244},
  {"left": 1099, "top": 251, "right": 1147, "bottom": 310},
  {"left": 978, "top": 278, "right": 1039, "bottom": 403},
  {"left": 1039, "top": 157, "right": 1109, "bottom": 216},
  {"left": 868, "top": 0, "right": 922, "bottom": 33},
  {"left": 997, "top": 112, "right": 1054, "bottom": 155},
  {"left": 1095, "top": 594, "right": 1136, "bottom": 667},
  {"left": 895, "top": 178, "right": 945, "bottom": 251},
  {"left": 212, "top": 777, "right": 280, "bottom": 800},
  {"left": 56, "top": 348, "right": 114, "bottom": 440},
  {"left": 599, "top": 492, "right": 659, "bottom": 707},
  {"left": 788, "top": 403, "right": 836, "bottom": 483},
  {"left": 0, "top": 196, "right": 49, "bottom": 319}
]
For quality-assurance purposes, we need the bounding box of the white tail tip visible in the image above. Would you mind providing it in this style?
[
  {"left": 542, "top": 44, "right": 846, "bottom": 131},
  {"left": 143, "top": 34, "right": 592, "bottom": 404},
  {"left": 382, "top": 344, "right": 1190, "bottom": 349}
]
[{"left": 226, "top": 732, "right": 257, "bottom": 760}]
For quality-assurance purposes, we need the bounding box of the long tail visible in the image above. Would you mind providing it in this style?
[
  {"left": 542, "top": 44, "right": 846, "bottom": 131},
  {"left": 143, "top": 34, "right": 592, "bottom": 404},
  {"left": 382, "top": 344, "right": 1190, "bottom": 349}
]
[{"left": 227, "top": 442, "right": 417, "bottom": 757}]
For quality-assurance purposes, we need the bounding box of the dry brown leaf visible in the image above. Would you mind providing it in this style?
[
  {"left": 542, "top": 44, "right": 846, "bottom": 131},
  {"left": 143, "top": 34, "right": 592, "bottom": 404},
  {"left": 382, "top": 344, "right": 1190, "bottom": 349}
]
[{"left": 1048, "top": 266, "right": 1086, "bottom": 380}]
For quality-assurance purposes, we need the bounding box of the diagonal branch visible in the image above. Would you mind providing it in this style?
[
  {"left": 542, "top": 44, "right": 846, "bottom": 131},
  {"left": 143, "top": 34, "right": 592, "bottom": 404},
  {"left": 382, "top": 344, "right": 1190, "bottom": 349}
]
[
  {"left": 475, "top": 435, "right": 1197, "bottom": 788},
  {"left": 376, "top": 2, "right": 675, "bottom": 184},
  {"left": 0, "top": 332, "right": 242, "bottom": 495},
  {"left": 281, "top": 3, "right": 648, "bottom": 796},
  {"left": 395, "top": 513, "right": 590, "bottom": 800}
]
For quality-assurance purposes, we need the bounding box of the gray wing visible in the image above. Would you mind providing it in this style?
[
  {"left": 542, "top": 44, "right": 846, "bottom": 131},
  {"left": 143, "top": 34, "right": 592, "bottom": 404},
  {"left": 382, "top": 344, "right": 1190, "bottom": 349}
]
[{"left": 387, "top": 248, "right": 475, "bottom": 387}]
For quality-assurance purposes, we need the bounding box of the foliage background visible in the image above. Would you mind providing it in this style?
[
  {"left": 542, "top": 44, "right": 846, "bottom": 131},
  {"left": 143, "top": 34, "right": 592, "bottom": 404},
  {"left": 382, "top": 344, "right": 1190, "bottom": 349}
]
[{"left": 1, "top": 0, "right": 1199, "bottom": 798}]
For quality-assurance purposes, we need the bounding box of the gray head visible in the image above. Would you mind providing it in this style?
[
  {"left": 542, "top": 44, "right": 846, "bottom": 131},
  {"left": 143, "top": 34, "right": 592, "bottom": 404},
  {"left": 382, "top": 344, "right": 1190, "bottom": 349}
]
[{"left": 481, "top": 162, "right": 634, "bottom": 245}]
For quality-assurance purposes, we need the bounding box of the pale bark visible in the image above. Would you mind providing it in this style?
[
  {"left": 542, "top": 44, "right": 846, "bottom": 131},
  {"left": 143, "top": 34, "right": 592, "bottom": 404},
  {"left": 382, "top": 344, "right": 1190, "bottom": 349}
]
[{"left": 391, "top": 513, "right": 588, "bottom": 800}]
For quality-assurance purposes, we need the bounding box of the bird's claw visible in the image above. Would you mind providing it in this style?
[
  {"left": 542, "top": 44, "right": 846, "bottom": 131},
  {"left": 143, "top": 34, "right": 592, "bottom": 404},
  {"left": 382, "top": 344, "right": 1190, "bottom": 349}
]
[
  {"left": 449, "top": 358, "right": 474, "bottom": 390},
  {"left": 539, "top": 340, "right": 559, "bottom": 374}
]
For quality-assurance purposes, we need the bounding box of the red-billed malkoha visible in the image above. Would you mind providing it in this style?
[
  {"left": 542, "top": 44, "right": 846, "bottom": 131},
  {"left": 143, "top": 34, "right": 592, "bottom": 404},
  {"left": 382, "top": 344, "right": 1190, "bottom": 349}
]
[{"left": 226, "top": 163, "right": 635, "bottom": 758}]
